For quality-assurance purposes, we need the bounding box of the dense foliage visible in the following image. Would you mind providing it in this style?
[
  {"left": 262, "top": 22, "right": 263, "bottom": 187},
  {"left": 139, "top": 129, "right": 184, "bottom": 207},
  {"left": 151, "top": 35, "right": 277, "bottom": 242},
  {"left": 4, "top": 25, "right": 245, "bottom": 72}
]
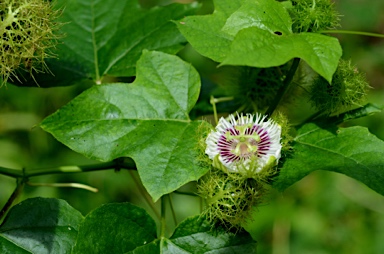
[{"left": 1, "top": 0, "right": 383, "bottom": 253}]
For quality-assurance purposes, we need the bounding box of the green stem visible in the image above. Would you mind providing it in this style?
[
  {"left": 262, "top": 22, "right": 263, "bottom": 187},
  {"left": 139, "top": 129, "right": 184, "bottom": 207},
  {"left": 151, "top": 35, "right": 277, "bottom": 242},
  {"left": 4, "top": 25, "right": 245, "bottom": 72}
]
[
  {"left": 173, "top": 190, "right": 199, "bottom": 197},
  {"left": 0, "top": 159, "right": 136, "bottom": 178},
  {"left": 265, "top": 58, "right": 301, "bottom": 117},
  {"left": 200, "top": 196, "right": 203, "bottom": 213},
  {"left": 210, "top": 96, "right": 219, "bottom": 125},
  {"left": 215, "top": 97, "right": 234, "bottom": 103},
  {"left": 168, "top": 194, "right": 177, "bottom": 226},
  {"left": 0, "top": 180, "right": 25, "bottom": 221},
  {"left": 161, "top": 196, "right": 166, "bottom": 236},
  {"left": 160, "top": 195, "right": 166, "bottom": 253},
  {"left": 90, "top": 3, "right": 101, "bottom": 83},
  {"left": 210, "top": 96, "right": 234, "bottom": 124},
  {"left": 27, "top": 182, "right": 98, "bottom": 193},
  {"left": 128, "top": 170, "right": 161, "bottom": 221},
  {"left": 319, "top": 30, "right": 384, "bottom": 38}
]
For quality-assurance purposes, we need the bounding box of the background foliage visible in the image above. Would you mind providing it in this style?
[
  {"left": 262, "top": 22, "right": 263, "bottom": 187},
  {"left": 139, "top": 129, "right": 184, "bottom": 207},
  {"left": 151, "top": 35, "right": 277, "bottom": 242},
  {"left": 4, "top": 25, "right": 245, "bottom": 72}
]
[{"left": 1, "top": 0, "right": 384, "bottom": 253}]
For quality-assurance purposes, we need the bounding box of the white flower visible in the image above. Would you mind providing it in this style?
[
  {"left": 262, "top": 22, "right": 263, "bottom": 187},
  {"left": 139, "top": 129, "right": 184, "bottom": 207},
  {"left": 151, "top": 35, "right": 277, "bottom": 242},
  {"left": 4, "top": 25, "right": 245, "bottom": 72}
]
[{"left": 205, "top": 113, "right": 282, "bottom": 174}]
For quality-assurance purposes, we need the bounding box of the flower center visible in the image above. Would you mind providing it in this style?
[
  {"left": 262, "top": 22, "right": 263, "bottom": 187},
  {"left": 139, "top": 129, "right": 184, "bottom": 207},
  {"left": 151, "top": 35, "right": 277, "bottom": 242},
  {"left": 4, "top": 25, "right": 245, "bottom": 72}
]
[{"left": 225, "top": 124, "right": 260, "bottom": 159}]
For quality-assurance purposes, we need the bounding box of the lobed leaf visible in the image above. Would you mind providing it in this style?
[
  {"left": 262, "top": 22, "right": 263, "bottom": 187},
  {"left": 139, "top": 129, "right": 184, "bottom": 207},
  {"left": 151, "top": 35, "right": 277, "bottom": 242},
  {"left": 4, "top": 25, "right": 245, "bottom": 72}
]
[
  {"left": 176, "top": 0, "right": 244, "bottom": 63},
  {"left": 273, "top": 122, "right": 384, "bottom": 195},
  {"left": 0, "top": 198, "right": 83, "bottom": 254},
  {"left": 13, "top": 0, "right": 198, "bottom": 87},
  {"left": 41, "top": 51, "right": 210, "bottom": 201},
  {"left": 221, "top": 0, "right": 292, "bottom": 36},
  {"left": 222, "top": 29, "right": 341, "bottom": 83},
  {"left": 177, "top": 0, "right": 342, "bottom": 82}
]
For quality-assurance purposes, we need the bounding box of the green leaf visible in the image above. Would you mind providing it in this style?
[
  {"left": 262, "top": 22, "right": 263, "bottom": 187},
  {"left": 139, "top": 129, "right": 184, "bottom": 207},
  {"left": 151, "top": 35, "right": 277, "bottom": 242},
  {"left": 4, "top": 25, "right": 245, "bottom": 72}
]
[
  {"left": 273, "top": 123, "right": 384, "bottom": 195},
  {"left": 221, "top": 0, "right": 292, "bottom": 36},
  {"left": 327, "top": 103, "right": 383, "bottom": 124},
  {"left": 176, "top": 0, "right": 245, "bottom": 62},
  {"left": 0, "top": 197, "right": 83, "bottom": 254},
  {"left": 177, "top": 0, "right": 342, "bottom": 82},
  {"left": 221, "top": 0, "right": 342, "bottom": 83},
  {"left": 128, "top": 216, "right": 257, "bottom": 254},
  {"left": 72, "top": 203, "right": 156, "bottom": 254},
  {"left": 125, "top": 241, "right": 160, "bottom": 254},
  {"left": 167, "top": 216, "right": 257, "bottom": 253},
  {"left": 41, "top": 51, "right": 210, "bottom": 201},
  {"left": 13, "top": 0, "right": 198, "bottom": 87},
  {"left": 223, "top": 28, "right": 341, "bottom": 83}
]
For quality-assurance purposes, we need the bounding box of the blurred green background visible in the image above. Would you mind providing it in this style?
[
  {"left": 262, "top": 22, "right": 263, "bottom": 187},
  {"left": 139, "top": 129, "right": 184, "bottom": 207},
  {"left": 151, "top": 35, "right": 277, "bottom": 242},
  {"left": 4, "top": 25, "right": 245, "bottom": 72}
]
[{"left": 1, "top": 0, "right": 383, "bottom": 253}]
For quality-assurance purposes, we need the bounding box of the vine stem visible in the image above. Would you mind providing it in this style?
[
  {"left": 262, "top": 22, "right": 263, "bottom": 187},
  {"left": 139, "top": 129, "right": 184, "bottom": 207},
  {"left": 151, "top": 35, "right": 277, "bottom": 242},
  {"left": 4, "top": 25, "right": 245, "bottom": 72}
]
[
  {"left": 0, "top": 159, "right": 136, "bottom": 178},
  {"left": 27, "top": 182, "right": 98, "bottom": 193},
  {"left": 210, "top": 96, "right": 234, "bottom": 124},
  {"left": 265, "top": 58, "right": 301, "bottom": 117},
  {"left": 0, "top": 180, "right": 25, "bottom": 221},
  {"left": 318, "top": 30, "right": 384, "bottom": 38},
  {"left": 0, "top": 159, "right": 137, "bottom": 220},
  {"left": 128, "top": 170, "right": 161, "bottom": 221},
  {"left": 160, "top": 195, "right": 166, "bottom": 253},
  {"left": 168, "top": 194, "right": 177, "bottom": 226},
  {"left": 174, "top": 190, "right": 199, "bottom": 197}
]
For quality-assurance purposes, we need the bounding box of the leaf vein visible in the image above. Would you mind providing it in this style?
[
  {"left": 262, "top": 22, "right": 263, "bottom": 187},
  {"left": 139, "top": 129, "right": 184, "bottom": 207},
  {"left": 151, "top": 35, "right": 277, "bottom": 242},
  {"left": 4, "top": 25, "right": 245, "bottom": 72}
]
[
  {"left": 103, "top": 20, "right": 173, "bottom": 75},
  {"left": 298, "top": 141, "right": 369, "bottom": 170}
]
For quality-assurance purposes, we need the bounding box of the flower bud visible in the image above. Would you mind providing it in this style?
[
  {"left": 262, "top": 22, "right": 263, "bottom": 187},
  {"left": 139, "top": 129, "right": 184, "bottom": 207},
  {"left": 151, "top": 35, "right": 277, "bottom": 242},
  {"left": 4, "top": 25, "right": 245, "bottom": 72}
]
[
  {"left": 288, "top": 0, "right": 340, "bottom": 33},
  {"left": 0, "top": 0, "right": 61, "bottom": 85},
  {"left": 197, "top": 169, "right": 266, "bottom": 229},
  {"left": 309, "top": 59, "right": 370, "bottom": 115},
  {"left": 220, "top": 66, "right": 287, "bottom": 111}
]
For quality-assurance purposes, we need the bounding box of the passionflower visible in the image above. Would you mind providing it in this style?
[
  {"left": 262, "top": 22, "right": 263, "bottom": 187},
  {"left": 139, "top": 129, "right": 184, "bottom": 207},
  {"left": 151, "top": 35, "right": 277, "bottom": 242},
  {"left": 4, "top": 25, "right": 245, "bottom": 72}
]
[{"left": 205, "top": 113, "right": 282, "bottom": 174}]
